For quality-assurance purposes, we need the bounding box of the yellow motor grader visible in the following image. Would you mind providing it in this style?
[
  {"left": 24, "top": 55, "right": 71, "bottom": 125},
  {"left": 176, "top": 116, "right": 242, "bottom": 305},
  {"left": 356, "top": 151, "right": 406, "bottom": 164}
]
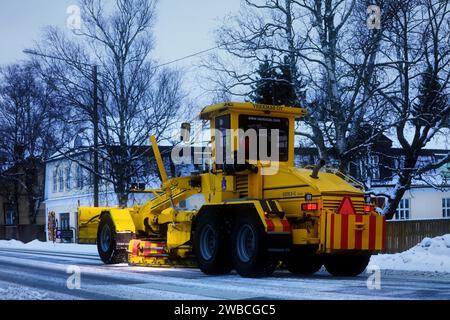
[{"left": 78, "top": 102, "right": 385, "bottom": 277}]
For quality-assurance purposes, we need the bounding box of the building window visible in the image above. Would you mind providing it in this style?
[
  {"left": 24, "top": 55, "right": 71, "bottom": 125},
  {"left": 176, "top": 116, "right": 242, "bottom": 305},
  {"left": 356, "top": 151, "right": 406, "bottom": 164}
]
[
  {"left": 60, "top": 213, "right": 70, "bottom": 231},
  {"left": 395, "top": 199, "right": 410, "bottom": 220},
  {"left": 443, "top": 198, "right": 450, "bottom": 218},
  {"left": 357, "top": 159, "right": 367, "bottom": 180},
  {"left": 368, "top": 155, "right": 380, "bottom": 180},
  {"left": 53, "top": 170, "right": 58, "bottom": 193},
  {"left": 58, "top": 168, "right": 64, "bottom": 192},
  {"left": 65, "top": 167, "right": 71, "bottom": 190},
  {"left": 4, "top": 204, "right": 15, "bottom": 225},
  {"left": 76, "top": 165, "right": 84, "bottom": 189},
  {"left": 442, "top": 163, "right": 450, "bottom": 179}
]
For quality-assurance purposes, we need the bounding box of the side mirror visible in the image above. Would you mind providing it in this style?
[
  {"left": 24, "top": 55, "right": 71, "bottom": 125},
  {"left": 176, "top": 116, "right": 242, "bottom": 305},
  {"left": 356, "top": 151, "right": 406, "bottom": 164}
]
[{"left": 180, "top": 123, "right": 191, "bottom": 141}]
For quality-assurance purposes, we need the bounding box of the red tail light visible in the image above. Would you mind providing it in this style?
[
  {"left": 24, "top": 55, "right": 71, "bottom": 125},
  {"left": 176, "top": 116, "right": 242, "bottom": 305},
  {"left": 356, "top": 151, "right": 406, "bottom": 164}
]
[
  {"left": 364, "top": 204, "right": 373, "bottom": 213},
  {"left": 302, "top": 203, "right": 318, "bottom": 211}
]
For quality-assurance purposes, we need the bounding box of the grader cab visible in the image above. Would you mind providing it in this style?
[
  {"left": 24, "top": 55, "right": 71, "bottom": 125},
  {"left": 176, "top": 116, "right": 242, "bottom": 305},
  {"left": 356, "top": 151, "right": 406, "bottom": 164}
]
[{"left": 78, "top": 102, "right": 385, "bottom": 277}]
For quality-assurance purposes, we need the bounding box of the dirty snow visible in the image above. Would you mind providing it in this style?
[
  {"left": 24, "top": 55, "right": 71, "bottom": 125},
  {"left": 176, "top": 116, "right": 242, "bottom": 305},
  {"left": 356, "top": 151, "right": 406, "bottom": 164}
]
[
  {"left": 370, "top": 234, "right": 450, "bottom": 273},
  {"left": 0, "top": 239, "right": 97, "bottom": 255},
  {"left": 0, "top": 284, "right": 49, "bottom": 300}
]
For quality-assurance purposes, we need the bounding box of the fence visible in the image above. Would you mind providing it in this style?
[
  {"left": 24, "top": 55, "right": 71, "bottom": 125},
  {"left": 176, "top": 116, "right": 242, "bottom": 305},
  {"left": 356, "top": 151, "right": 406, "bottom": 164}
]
[
  {"left": 0, "top": 225, "right": 46, "bottom": 243},
  {"left": 385, "top": 219, "right": 450, "bottom": 253},
  {"left": 1, "top": 220, "right": 448, "bottom": 251}
]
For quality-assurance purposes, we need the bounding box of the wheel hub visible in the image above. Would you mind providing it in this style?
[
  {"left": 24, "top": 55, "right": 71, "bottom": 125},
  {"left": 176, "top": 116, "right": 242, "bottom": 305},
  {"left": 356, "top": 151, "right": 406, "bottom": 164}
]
[
  {"left": 236, "top": 224, "right": 256, "bottom": 263},
  {"left": 100, "top": 224, "right": 111, "bottom": 252},
  {"left": 199, "top": 224, "right": 216, "bottom": 261}
]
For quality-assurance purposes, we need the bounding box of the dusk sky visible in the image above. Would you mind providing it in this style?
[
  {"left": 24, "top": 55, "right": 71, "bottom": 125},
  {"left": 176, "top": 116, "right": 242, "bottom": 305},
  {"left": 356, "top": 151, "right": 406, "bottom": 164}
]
[{"left": 0, "top": 0, "right": 241, "bottom": 67}]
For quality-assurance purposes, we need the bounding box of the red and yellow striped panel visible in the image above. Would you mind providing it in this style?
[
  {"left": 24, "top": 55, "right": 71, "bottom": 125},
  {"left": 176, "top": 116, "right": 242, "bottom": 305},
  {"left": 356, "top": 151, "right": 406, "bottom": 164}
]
[
  {"left": 129, "top": 240, "right": 166, "bottom": 257},
  {"left": 142, "top": 241, "right": 166, "bottom": 257},
  {"left": 325, "top": 213, "right": 385, "bottom": 251},
  {"left": 265, "top": 218, "right": 290, "bottom": 233}
]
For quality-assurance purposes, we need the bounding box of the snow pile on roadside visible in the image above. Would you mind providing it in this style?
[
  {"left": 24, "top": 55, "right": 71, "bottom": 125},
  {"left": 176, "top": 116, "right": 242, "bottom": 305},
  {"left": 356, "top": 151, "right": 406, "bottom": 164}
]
[
  {"left": 0, "top": 239, "right": 97, "bottom": 255},
  {"left": 370, "top": 234, "right": 450, "bottom": 273}
]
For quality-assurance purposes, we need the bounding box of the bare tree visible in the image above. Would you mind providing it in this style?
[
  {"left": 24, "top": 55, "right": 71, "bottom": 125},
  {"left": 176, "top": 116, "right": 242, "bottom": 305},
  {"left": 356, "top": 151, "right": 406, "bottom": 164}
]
[
  {"left": 0, "top": 62, "right": 69, "bottom": 224},
  {"left": 205, "top": 0, "right": 399, "bottom": 172},
  {"left": 376, "top": 0, "right": 450, "bottom": 219},
  {"left": 33, "top": 0, "right": 186, "bottom": 207}
]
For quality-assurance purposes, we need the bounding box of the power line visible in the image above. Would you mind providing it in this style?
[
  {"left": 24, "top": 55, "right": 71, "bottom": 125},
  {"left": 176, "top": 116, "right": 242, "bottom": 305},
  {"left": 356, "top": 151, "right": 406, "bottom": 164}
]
[
  {"left": 154, "top": 36, "right": 254, "bottom": 68},
  {"left": 155, "top": 45, "right": 222, "bottom": 68}
]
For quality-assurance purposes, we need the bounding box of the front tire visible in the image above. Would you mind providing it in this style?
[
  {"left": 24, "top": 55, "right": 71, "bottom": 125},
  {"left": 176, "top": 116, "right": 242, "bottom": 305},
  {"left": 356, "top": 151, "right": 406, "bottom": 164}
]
[
  {"left": 193, "top": 212, "right": 232, "bottom": 275},
  {"left": 97, "top": 213, "right": 127, "bottom": 264},
  {"left": 324, "top": 254, "right": 371, "bottom": 277},
  {"left": 231, "top": 214, "right": 276, "bottom": 278}
]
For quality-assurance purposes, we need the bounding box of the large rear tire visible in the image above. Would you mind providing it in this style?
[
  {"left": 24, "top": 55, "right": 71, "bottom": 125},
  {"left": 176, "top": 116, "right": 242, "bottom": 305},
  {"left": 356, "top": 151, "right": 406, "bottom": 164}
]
[
  {"left": 97, "top": 213, "right": 127, "bottom": 264},
  {"left": 231, "top": 214, "right": 276, "bottom": 278},
  {"left": 285, "top": 248, "right": 323, "bottom": 274},
  {"left": 193, "top": 212, "right": 232, "bottom": 275},
  {"left": 324, "top": 254, "right": 371, "bottom": 277}
]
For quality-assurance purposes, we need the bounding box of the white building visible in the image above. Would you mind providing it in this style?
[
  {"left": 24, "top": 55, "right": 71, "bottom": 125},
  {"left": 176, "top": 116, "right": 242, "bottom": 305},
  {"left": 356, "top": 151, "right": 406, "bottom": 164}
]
[
  {"left": 370, "top": 184, "right": 450, "bottom": 221},
  {"left": 44, "top": 149, "right": 206, "bottom": 242}
]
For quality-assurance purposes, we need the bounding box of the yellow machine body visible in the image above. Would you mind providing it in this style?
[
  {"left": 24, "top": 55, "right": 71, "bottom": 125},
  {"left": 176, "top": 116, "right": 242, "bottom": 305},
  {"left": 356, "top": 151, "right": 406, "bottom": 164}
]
[{"left": 78, "top": 102, "right": 385, "bottom": 272}]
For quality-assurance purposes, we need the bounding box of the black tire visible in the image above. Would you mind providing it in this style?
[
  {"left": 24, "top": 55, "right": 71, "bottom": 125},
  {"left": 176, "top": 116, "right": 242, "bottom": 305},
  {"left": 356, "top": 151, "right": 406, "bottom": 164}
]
[
  {"left": 285, "top": 248, "right": 323, "bottom": 274},
  {"left": 193, "top": 212, "right": 232, "bottom": 275},
  {"left": 231, "top": 214, "right": 276, "bottom": 278},
  {"left": 97, "top": 213, "right": 127, "bottom": 264},
  {"left": 324, "top": 254, "right": 371, "bottom": 277}
]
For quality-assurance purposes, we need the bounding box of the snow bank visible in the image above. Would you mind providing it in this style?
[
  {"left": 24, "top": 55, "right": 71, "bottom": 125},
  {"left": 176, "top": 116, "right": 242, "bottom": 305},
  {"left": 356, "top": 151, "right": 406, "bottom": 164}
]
[
  {"left": 370, "top": 234, "right": 450, "bottom": 273},
  {"left": 0, "top": 239, "right": 97, "bottom": 255}
]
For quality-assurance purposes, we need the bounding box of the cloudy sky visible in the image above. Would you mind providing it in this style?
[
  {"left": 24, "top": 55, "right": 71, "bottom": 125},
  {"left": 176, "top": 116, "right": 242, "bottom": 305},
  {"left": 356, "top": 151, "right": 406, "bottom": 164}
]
[
  {"left": 0, "top": 0, "right": 243, "bottom": 106},
  {"left": 0, "top": 0, "right": 241, "bottom": 66}
]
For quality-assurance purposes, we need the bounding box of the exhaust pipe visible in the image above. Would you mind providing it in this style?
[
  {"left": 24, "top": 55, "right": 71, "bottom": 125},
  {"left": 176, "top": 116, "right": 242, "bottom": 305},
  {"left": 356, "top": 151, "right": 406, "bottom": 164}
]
[{"left": 310, "top": 159, "right": 326, "bottom": 179}]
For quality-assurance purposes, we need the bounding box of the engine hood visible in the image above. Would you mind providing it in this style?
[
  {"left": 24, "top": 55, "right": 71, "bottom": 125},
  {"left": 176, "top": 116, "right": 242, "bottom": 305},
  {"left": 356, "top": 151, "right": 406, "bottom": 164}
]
[{"left": 266, "top": 166, "right": 364, "bottom": 196}]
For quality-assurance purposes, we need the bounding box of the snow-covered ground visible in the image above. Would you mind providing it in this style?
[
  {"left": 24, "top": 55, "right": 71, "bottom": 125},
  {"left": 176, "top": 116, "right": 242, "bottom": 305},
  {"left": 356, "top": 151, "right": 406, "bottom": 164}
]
[
  {"left": 0, "top": 236, "right": 450, "bottom": 300},
  {"left": 370, "top": 234, "right": 450, "bottom": 273},
  {"left": 0, "top": 239, "right": 97, "bottom": 255},
  {"left": 1, "top": 234, "right": 449, "bottom": 273}
]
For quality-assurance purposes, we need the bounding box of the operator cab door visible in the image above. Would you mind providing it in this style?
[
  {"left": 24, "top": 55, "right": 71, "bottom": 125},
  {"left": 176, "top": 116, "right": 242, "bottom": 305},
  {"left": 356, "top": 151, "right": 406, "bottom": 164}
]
[{"left": 213, "top": 114, "right": 231, "bottom": 171}]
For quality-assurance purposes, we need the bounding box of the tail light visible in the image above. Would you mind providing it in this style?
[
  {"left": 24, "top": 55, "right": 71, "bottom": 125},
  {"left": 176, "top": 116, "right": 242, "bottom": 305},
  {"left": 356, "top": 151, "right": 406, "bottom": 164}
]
[
  {"left": 302, "top": 203, "right": 318, "bottom": 211},
  {"left": 363, "top": 204, "right": 373, "bottom": 213}
]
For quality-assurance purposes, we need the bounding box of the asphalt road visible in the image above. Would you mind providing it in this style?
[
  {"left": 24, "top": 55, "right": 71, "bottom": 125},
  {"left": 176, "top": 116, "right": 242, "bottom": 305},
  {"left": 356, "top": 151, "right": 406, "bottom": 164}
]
[{"left": 0, "top": 248, "right": 449, "bottom": 300}]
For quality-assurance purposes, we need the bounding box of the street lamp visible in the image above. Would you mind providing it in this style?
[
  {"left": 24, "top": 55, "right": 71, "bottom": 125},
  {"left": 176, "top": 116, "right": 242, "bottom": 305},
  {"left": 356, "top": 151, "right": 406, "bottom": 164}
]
[{"left": 23, "top": 49, "right": 100, "bottom": 207}]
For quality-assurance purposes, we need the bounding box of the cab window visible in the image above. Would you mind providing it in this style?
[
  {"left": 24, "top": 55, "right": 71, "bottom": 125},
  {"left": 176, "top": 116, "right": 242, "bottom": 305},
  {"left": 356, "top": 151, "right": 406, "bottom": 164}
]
[{"left": 239, "top": 115, "right": 289, "bottom": 162}]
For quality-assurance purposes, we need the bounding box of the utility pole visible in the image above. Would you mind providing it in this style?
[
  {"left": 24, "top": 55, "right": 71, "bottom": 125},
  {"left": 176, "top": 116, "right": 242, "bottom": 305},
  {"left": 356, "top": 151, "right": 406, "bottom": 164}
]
[{"left": 92, "top": 65, "right": 100, "bottom": 207}]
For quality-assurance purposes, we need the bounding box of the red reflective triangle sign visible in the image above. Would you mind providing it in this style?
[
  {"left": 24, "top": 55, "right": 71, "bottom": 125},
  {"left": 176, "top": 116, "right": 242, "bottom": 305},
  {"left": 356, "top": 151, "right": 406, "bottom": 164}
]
[{"left": 337, "top": 197, "right": 356, "bottom": 215}]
